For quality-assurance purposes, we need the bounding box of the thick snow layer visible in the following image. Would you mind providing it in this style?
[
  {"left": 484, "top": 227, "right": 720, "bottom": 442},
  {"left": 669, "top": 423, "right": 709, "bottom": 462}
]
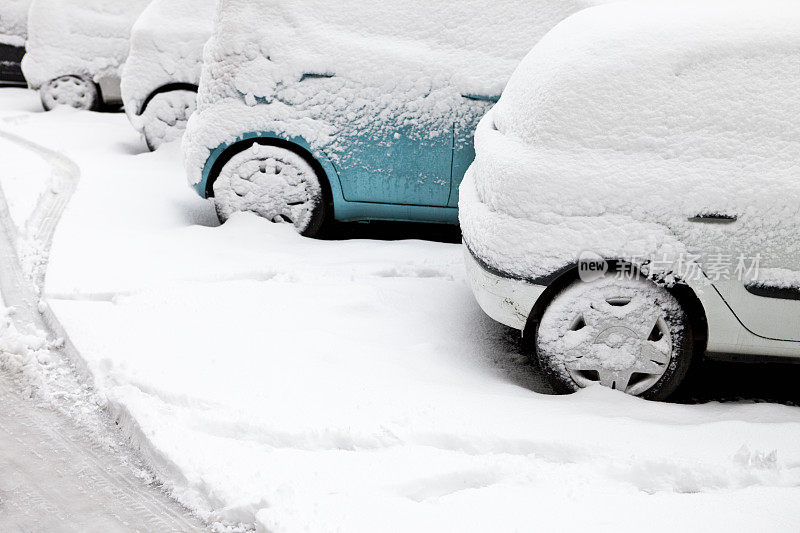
[
  {"left": 183, "top": 0, "right": 612, "bottom": 187},
  {"left": 22, "top": 0, "right": 151, "bottom": 89},
  {"left": 0, "top": 89, "right": 798, "bottom": 531},
  {"left": 460, "top": 0, "right": 800, "bottom": 282},
  {"left": 121, "top": 0, "right": 216, "bottom": 133},
  {"left": 0, "top": 0, "right": 31, "bottom": 46}
]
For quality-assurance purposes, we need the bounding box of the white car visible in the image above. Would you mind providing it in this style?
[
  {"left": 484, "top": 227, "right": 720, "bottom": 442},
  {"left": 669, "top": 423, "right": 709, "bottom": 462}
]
[
  {"left": 461, "top": 0, "right": 800, "bottom": 400},
  {"left": 22, "top": 0, "right": 151, "bottom": 111},
  {"left": 121, "top": 0, "right": 216, "bottom": 151}
]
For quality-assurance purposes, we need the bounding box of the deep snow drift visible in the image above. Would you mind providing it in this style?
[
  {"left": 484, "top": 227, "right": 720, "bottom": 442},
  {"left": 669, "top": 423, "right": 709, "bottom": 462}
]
[{"left": 0, "top": 89, "right": 795, "bottom": 531}]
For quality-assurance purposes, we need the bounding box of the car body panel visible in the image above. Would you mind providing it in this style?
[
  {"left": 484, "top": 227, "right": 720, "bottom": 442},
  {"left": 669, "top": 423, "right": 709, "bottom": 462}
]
[
  {"left": 711, "top": 279, "right": 800, "bottom": 343},
  {"left": 669, "top": 213, "right": 800, "bottom": 342},
  {"left": 199, "top": 131, "right": 460, "bottom": 225},
  {"left": 337, "top": 122, "right": 453, "bottom": 207}
]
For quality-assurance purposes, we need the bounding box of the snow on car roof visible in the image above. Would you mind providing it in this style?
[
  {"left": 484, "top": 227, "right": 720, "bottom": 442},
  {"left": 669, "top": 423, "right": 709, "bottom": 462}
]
[
  {"left": 211, "top": 0, "right": 613, "bottom": 101},
  {"left": 495, "top": 0, "right": 800, "bottom": 159}
]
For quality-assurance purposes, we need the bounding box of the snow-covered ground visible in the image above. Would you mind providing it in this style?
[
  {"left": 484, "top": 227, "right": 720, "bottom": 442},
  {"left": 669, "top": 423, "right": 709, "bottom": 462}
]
[
  {"left": 0, "top": 88, "right": 799, "bottom": 531},
  {"left": 0, "top": 136, "right": 48, "bottom": 231}
]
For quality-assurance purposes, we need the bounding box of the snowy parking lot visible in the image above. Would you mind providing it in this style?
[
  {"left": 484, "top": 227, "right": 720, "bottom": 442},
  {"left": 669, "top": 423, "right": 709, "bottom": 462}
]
[{"left": 1, "top": 87, "right": 800, "bottom": 531}]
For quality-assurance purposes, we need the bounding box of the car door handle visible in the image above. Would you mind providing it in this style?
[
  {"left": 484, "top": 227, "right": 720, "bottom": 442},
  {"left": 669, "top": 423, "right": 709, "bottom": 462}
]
[
  {"left": 299, "top": 72, "right": 334, "bottom": 81},
  {"left": 688, "top": 213, "right": 738, "bottom": 223},
  {"left": 461, "top": 93, "right": 500, "bottom": 103}
]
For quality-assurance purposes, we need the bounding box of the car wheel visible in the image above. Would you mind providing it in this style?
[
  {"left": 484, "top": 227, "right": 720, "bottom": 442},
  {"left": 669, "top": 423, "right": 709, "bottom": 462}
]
[
  {"left": 535, "top": 275, "right": 693, "bottom": 400},
  {"left": 140, "top": 90, "right": 197, "bottom": 151},
  {"left": 213, "top": 144, "right": 327, "bottom": 237},
  {"left": 40, "top": 75, "right": 100, "bottom": 111}
]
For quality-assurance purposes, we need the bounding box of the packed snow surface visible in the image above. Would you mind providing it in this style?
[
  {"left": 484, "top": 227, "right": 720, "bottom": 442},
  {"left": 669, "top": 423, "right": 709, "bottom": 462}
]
[
  {"left": 0, "top": 0, "right": 31, "bottom": 46},
  {"left": 0, "top": 89, "right": 795, "bottom": 531},
  {"left": 22, "top": 0, "right": 151, "bottom": 89},
  {"left": 460, "top": 0, "right": 800, "bottom": 282},
  {"left": 121, "top": 0, "right": 216, "bottom": 143},
  {"left": 184, "top": 0, "right": 613, "bottom": 188},
  {"left": 0, "top": 136, "right": 49, "bottom": 231}
]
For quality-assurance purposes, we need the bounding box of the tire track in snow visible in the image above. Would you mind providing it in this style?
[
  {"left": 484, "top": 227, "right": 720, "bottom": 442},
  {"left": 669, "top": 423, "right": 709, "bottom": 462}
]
[{"left": 0, "top": 129, "right": 205, "bottom": 531}]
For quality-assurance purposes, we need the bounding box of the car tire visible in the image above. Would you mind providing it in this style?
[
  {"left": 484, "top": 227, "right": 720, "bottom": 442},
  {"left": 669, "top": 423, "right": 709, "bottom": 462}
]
[
  {"left": 213, "top": 144, "right": 327, "bottom": 237},
  {"left": 534, "top": 275, "right": 693, "bottom": 400},
  {"left": 140, "top": 90, "right": 197, "bottom": 151},
  {"left": 40, "top": 75, "right": 100, "bottom": 111}
]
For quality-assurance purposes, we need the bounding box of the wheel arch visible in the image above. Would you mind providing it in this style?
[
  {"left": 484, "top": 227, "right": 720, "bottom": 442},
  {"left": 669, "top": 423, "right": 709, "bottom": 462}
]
[
  {"left": 138, "top": 82, "right": 199, "bottom": 116},
  {"left": 522, "top": 261, "right": 709, "bottom": 359},
  {"left": 201, "top": 135, "right": 337, "bottom": 215}
]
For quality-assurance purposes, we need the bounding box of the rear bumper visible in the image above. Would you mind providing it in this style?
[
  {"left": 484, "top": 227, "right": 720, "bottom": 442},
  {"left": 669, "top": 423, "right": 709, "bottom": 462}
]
[{"left": 464, "top": 245, "right": 546, "bottom": 331}]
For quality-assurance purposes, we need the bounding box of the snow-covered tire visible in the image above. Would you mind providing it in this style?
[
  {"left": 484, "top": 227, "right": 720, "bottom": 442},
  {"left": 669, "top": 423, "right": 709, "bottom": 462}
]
[
  {"left": 213, "top": 144, "right": 327, "bottom": 237},
  {"left": 140, "top": 90, "right": 197, "bottom": 151},
  {"left": 40, "top": 75, "right": 100, "bottom": 111},
  {"left": 535, "top": 275, "right": 693, "bottom": 400}
]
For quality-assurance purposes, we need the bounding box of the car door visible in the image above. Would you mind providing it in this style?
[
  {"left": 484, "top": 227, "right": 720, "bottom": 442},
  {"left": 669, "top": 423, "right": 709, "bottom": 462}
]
[
  {"left": 675, "top": 209, "right": 800, "bottom": 342},
  {"left": 335, "top": 117, "right": 453, "bottom": 207}
]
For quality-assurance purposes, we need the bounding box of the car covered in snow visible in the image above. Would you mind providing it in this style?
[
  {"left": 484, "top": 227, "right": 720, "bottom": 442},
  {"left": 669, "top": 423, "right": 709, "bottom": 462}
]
[
  {"left": 121, "top": 0, "right": 216, "bottom": 151},
  {"left": 22, "top": 0, "right": 151, "bottom": 111},
  {"left": 0, "top": 0, "right": 31, "bottom": 86},
  {"left": 461, "top": 0, "right": 800, "bottom": 400},
  {"left": 183, "top": 0, "right": 611, "bottom": 236}
]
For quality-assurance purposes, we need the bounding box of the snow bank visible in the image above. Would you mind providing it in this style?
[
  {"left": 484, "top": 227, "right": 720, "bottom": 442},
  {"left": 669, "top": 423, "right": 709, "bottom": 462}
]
[
  {"left": 0, "top": 305, "right": 54, "bottom": 398},
  {"left": 22, "top": 0, "right": 151, "bottom": 89},
  {"left": 460, "top": 0, "right": 800, "bottom": 282},
  {"left": 0, "top": 0, "right": 31, "bottom": 46},
  {"left": 183, "top": 0, "right": 612, "bottom": 187},
  {"left": 121, "top": 0, "right": 216, "bottom": 128}
]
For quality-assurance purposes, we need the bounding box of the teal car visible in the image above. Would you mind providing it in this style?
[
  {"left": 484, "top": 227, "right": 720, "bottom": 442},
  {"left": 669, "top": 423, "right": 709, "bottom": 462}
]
[{"left": 183, "top": 0, "right": 607, "bottom": 236}]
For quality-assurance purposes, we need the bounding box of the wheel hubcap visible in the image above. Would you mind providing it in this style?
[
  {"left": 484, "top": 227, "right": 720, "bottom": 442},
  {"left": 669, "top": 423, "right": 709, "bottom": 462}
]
[
  {"left": 45, "top": 76, "right": 94, "bottom": 110},
  {"left": 562, "top": 295, "right": 672, "bottom": 395},
  {"left": 214, "top": 145, "right": 322, "bottom": 233}
]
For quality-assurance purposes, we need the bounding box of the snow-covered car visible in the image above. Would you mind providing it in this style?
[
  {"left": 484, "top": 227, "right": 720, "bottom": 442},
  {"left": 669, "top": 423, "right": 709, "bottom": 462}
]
[
  {"left": 0, "top": 0, "right": 31, "bottom": 86},
  {"left": 461, "top": 0, "right": 800, "bottom": 400},
  {"left": 22, "top": 0, "right": 151, "bottom": 111},
  {"left": 121, "top": 0, "right": 216, "bottom": 151},
  {"left": 184, "top": 0, "right": 611, "bottom": 236}
]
